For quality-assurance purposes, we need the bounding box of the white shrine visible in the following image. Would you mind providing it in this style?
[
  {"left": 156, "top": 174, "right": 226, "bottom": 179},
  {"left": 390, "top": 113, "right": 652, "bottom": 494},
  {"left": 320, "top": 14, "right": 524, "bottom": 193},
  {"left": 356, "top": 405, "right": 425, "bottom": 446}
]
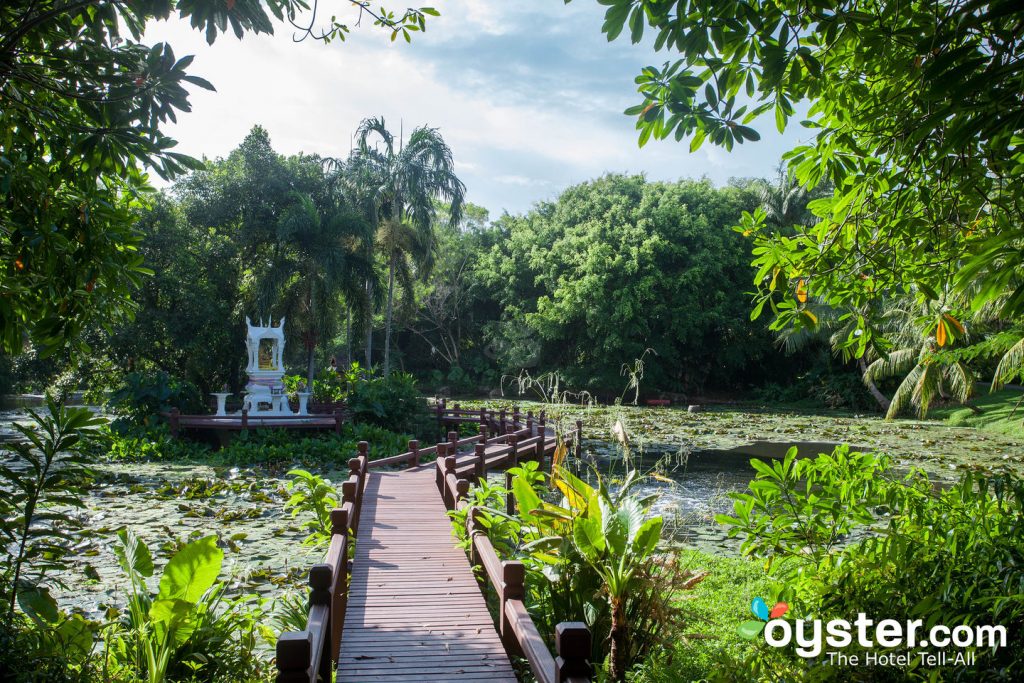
[{"left": 228, "top": 316, "right": 310, "bottom": 416}]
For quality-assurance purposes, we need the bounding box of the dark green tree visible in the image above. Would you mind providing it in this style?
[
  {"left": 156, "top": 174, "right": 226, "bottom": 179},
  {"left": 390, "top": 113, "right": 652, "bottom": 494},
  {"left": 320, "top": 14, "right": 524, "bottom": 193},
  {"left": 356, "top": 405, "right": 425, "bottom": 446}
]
[
  {"left": 584, "top": 0, "right": 1024, "bottom": 358},
  {"left": 344, "top": 117, "right": 466, "bottom": 374}
]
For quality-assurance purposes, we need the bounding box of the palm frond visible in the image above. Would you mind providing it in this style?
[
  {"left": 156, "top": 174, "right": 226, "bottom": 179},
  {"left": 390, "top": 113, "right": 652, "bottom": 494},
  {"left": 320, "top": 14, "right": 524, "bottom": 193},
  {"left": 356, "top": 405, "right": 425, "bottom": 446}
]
[
  {"left": 992, "top": 334, "right": 1024, "bottom": 392},
  {"left": 886, "top": 363, "right": 923, "bottom": 420},
  {"left": 943, "top": 362, "right": 974, "bottom": 404},
  {"left": 865, "top": 347, "right": 919, "bottom": 384}
]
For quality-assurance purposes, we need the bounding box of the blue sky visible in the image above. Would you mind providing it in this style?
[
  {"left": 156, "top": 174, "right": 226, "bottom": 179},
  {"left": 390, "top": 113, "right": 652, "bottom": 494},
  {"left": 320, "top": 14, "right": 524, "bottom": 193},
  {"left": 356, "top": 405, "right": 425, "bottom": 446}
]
[{"left": 146, "top": 1, "right": 807, "bottom": 217}]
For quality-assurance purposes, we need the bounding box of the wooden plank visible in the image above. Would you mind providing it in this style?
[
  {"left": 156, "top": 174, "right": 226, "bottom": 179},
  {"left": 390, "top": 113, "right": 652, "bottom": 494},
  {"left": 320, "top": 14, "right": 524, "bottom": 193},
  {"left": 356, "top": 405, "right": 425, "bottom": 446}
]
[{"left": 337, "top": 467, "right": 514, "bottom": 681}]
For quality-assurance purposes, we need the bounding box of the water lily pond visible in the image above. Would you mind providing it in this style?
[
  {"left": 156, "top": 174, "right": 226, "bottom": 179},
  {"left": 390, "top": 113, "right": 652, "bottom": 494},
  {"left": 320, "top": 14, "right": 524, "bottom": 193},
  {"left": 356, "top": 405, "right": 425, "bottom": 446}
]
[{"left": 4, "top": 400, "right": 1022, "bottom": 616}]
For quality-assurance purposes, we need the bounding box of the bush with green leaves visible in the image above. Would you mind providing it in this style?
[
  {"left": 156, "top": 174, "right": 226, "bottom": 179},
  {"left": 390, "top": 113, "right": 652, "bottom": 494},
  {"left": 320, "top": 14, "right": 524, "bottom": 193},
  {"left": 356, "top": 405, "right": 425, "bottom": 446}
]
[
  {"left": 348, "top": 370, "right": 433, "bottom": 436},
  {"left": 0, "top": 397, "right": 104, "bottom": 615},
  {"left": 284, "top": 469, "right": 340, "bottom": 547},
  {"left": 453, "top": 462, "right": 694, "bottom": 682},
  {"left": 107, "top": 371, "right": 203, "bottom": 429},
  {"left": 717, "top": 446, "right": 1024, "bottom": 680},
  {"left": 105, "top": 530, "right": 267, "bottom": 683}
]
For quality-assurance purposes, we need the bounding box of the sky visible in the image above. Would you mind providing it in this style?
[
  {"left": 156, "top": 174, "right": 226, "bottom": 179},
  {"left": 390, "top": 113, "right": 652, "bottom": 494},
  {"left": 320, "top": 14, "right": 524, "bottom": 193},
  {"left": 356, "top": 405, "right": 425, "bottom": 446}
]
[{"left": 145, "top": 0, "right": 807, "bottom": 217}]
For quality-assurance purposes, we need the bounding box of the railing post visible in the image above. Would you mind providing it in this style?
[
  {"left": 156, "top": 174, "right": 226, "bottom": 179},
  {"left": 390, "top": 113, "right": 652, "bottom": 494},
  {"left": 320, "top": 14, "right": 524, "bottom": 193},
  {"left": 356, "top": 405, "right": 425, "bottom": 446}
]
[
  {"left": 506, "top": 433, "right": 519, "bottom": 515},
  {"left": 341, "top": 480, "right": 356, "bottom": 538},
  {"left": 347, "top": 458, "right": 362, "bottom": 533},
  {"left": 499, "top": 408, "right": 507, "bottom": 435},
  {"left": 474, "top": 442, "right": 486, "bottom": 481},
  {"left": 539, "top": 410, "right": 546, "bottom": 430},
  {"left": 526, "top": 410, "right": 534, "bottom": 434},
  {"left": 479, "top": 407, "right": 487, "bottom": 427},
  {"left": 499, "top": 561, "right": 525, "bottom": 655},
  {"left": 435, "top": 443, "right": 447, "bottom": 494},
  {"left": 467, "top": 506, "right": 484, "bottom": 567},
  {"left": 275, "top": 631, "right": 311, "bottom": 683},
  {"left": 555, "top": 622, "right": 593, "bottom": 683},
  {"left": 334, "top": 408, "right": 342, "bottom": 435},
  {"left": 240, "top": 408, "right": 248, "bottom": 433},
  {"left": 329, "top": 507, "right": 349, "bottom": 656},
  {"left": 436, "top": 397, "right": 445, "bottom": 424},
  {"left": 444, "top": 455, "right": 457, "bottom": 509},
  {"left": 408, "top": 439, "right": 420, "bottom": 468},
  {"left": 448, "top": 430, "right": 459, "bottom": 452},
  {"left": 456, "top": 479, "right": 469, "bottom": 507},
  {"left": 309, "top": 564, "right": 332, "bottom": 683},
  {"left": 169, "top": 408, "right": 180, "bottom": 438},
  {"left": 513, "top": 405, "right": 521, "bottom": 426},
  {"left": 575, "top": 419, "right": 583, "bottom": 459},
  {"left": 479, "top": 422, "right": 489, "bottom": 441}
]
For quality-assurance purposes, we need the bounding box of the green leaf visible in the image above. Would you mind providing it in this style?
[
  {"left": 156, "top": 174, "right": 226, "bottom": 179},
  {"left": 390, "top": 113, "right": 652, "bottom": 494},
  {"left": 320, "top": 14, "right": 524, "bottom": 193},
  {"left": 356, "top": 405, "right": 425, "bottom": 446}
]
[
  {"left": 114, "top": 528, "right": 154, "bottom": 578},
  {"left": 157, "top": 535, "right": 222, "bottom": 603}
]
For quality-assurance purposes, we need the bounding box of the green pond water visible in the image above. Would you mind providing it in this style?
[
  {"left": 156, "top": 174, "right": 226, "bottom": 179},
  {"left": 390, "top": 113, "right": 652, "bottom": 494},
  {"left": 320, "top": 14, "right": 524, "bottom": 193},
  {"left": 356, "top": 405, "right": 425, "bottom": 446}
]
[{"left": 2, "top": 401, "right": 1022, "bottom": 617}]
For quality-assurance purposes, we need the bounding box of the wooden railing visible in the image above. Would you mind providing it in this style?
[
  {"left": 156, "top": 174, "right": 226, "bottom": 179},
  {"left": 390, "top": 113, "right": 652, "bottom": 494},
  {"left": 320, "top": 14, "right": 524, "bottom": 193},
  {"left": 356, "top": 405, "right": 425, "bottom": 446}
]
[
  {"left": 273, "top": 408, "right": 588, "bottom": 682},
  {"left": 275, "top": 444, "right": 368, "bottom": 683},
  {"left": 436, "top": 423, "right": 593, "bottom": 683}
]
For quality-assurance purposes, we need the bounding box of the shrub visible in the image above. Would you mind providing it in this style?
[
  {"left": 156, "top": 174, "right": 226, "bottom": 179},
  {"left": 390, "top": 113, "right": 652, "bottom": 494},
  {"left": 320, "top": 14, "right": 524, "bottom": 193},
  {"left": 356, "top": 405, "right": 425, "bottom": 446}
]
[
  {"left": 453, "top": 462, "right": 700, "bottom": 682},
  {"left": 348, "top": 371, "right": 433, "bottom": 437},
  {"left": 107, "top": 371, "right": 203, "bottom": 429},
  {"left": 717, "top": 446, "right": 1024, "bottom": 680}
]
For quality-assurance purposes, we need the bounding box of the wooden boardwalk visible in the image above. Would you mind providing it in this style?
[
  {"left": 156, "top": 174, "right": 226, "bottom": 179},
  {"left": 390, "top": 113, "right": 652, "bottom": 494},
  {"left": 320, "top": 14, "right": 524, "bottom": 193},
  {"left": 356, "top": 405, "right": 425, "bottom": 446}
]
[{"left": 337, "top": 466, "right": 518, "bottom": 683}]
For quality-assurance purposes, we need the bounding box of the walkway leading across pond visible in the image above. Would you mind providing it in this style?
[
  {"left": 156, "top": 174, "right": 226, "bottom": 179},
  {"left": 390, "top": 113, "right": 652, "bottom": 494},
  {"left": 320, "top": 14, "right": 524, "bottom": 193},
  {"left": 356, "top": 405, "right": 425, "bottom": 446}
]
[
  {"left": 337, "top": 466, "right": 518, "bottom": 683},
  {"left": 274, "top": 405, "right": 591, "bottom": 683}
]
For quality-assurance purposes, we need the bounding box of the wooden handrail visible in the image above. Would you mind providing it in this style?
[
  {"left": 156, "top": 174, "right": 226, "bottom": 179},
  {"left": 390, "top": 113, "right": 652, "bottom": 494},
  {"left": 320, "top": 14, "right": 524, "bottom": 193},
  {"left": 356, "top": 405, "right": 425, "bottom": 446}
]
[
  {"left": 276, "top": 414, "right": 583, "bottom": 682},
  {"left": 275, "top": 452, "right": 367, "bottom": 683}
]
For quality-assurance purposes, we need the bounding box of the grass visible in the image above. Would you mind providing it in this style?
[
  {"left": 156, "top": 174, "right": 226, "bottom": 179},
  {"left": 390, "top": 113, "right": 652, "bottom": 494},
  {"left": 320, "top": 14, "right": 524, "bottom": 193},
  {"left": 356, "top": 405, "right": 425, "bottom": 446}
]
[
  {"left": 633, "top": 548, "right": 775, "bottom": 682},
  {"left": 931, "top": 387, "right": 1024, "bottom": 437}
]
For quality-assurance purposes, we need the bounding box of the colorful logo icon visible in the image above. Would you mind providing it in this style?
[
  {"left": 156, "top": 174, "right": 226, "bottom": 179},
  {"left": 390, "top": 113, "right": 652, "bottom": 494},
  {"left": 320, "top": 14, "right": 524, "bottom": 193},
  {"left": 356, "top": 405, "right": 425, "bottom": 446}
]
[{"left": 738, "top": 597, "right": 789, "bottom": 639}]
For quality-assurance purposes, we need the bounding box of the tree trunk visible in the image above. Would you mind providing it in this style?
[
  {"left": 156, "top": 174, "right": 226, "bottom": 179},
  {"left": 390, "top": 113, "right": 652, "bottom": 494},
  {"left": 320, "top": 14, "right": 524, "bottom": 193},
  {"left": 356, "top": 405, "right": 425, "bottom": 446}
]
[
  {"left": 383, "top": 253, "right": 397, "bottom": 375},
  {"left": 364, "top": 278, "right": 374, "bottom": 367},
  {"left": 858, "top": 357, "right": 891, "bottom": 411},
  {"left": 306, "top": 342, "right": 316, "bottom": 389},
  {"left": 344, "top": 306, "right": 352, "bottom": 366},
  {"left": 609, "top": 596, "right": 627, "bottom": 682}
]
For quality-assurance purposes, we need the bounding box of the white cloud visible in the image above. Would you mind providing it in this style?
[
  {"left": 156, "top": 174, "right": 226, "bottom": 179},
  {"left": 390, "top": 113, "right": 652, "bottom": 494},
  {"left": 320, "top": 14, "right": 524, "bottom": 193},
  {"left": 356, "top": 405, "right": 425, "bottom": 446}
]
[{"left": 143, "top": 1, "right": 804, "bottom": 214}]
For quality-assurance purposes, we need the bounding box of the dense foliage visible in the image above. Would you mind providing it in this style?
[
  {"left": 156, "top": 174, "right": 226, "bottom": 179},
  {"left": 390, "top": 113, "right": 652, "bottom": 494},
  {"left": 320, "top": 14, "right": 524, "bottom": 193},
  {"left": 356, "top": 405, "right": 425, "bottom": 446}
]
[
  {"left": 591, "top": 0, "right": 1024, "bottom": 358},
  {"left": 718, "top": 446, "right": 1024, "bottom": 680},
  {"left": 0, "top": 1, "right": 436, "bottom": 357}
]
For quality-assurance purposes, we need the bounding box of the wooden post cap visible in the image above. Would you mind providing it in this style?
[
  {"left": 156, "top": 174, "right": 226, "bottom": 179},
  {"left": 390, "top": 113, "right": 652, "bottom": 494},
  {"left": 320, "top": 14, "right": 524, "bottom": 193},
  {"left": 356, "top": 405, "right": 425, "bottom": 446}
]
[
  {"left": 276, "top": 630, "right": 311, "bottom": 669},
  {"left": 309, "top": 564, "right": 332, "bottom": 605},
  {"left": 330, "top": 508, "right": 348, "bottom": 536}
]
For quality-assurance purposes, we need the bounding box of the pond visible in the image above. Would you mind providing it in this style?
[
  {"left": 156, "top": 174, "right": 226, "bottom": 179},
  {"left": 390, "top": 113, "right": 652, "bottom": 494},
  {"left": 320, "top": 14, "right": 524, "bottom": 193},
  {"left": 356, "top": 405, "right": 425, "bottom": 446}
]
[
  {"left": 3, "top": 399, "right": 1022, "bottom": 615},
  {"left": 464, "top": 399, "right": 1024, "bottom": 554}
]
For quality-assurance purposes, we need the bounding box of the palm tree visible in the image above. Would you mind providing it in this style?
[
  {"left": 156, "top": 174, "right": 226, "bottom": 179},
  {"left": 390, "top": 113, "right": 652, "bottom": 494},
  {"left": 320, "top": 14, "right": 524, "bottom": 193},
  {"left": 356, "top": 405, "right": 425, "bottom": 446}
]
[
  {"left": 257, "top": 192, "right": 372, "bottom": 386},
  {"left": 344, "top": 116, "right": 466, "bottom": 374},
  {"left": 863, "top": 303, "right": 974, "bottom": 419}
]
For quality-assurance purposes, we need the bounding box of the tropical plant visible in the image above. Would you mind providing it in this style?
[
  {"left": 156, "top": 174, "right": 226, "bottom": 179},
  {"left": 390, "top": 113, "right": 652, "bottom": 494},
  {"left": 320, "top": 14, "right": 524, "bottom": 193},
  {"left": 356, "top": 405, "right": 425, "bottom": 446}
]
[
  {"left": 284, "top": 469, "right": 340, "bottom": 547},
  {"left": 107, "top": 371, "right": 203, "bottom": 428},
  {"left": 109, "top": 530, "right": 267, "bottom": 683},
  {"left": 718, "top": 445, "right": 1024, "bottom": 679},
  {"left": 0, "top": 397, "right": 104, "bottom": 615},
  {"left": 457, "top": 460, "right": 679, "bottom": 682},
  {"left": 257, "top": 191, "right": 373, "bottom": 386},
  {"left": 862, "top": 304, "right": 974, "bottom": 419},
  {"left": 345, "top": 116, "right": 466, "bottom": 374}
]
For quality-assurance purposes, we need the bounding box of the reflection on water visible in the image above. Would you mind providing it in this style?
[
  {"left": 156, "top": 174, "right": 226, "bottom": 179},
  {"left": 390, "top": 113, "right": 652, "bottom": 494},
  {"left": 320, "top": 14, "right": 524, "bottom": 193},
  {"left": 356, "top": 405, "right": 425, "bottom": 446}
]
[{"left": 570, "top": 444, "right": 765, "bottom": 555}]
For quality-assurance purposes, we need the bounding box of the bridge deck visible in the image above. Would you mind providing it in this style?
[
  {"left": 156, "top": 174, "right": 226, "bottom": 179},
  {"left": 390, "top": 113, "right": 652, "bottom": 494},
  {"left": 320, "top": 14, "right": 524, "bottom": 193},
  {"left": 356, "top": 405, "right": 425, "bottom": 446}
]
[{"left": 337, "top": 466, "right": 517, "bottom": 682}]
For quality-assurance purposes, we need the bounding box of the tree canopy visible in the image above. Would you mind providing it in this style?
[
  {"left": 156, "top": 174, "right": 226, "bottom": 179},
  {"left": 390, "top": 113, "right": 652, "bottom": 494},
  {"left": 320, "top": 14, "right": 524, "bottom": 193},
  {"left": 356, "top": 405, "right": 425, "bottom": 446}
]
[
  {"left": 0, "top": 1, "right": 436, "bottom": 356},
  {"left": 588, "top": 0, "right": 1024, "bottom": 358}
]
